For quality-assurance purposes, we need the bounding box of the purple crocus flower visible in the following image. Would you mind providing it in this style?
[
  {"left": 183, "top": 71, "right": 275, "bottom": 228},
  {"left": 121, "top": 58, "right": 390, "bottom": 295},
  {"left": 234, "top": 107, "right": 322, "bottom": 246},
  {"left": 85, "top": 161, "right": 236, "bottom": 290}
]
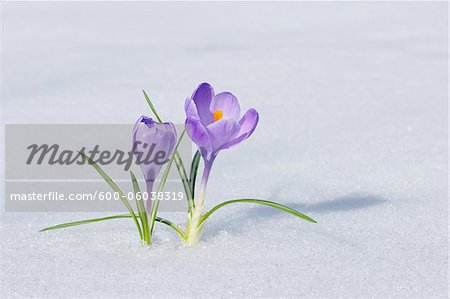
[
  {"left": 132, "top": 116, "right": 177, "bottom": 211},
  {"left": 184, "top": 82, "right": 259, "bottom": 244},
  {"left": 185, "top": 82, "right": 259, "bottom": 163}
]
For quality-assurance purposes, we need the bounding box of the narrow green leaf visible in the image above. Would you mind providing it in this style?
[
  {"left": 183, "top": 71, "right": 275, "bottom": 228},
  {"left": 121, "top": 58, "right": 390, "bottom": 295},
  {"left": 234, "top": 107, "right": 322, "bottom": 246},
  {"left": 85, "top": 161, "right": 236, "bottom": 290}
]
[
  {"left": 189, "top": 150, "right": 201, "bottom": 201},
  {"left": 142, "top": 90, "right": 163, "bottom": 123},
  {"left": 130, "top": 171, "right": 150, "bottom": 244},
  {"left": 40, "top": 214, "right": 186, "bottom": 240},
  {"left": 78, "top": 151, "right": 143, "bottom": 239},
  {"left": 200, "top": 199, "right": 317, "bottom": 226},
  {"left": 153, "top": 217, "right": 186, "bottom": 240},
  {"left": 142, "top": 90, "right": 194, "bottom": 213},
  {"left": 39, "top": 215, "right": 131, "bottom": 232},
  {"left": 174, "top": 151, "right": 194, "bottom": 212}
]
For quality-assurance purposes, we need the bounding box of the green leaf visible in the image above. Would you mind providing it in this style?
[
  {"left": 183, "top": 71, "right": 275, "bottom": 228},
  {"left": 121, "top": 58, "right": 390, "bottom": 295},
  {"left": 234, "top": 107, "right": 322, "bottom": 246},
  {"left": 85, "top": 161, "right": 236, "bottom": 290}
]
[
  {"left": 142, "top": 90, "right": 163, "bottom": 123},
  {"left": 78, "top": 151, "right": 143, "bottom": 239},
  {"left": 189, "top": 150, "right": 201, "bottom": 201},
  {"left": 39, "top": 215, "right": 131, "bottom": 232},
  {"left": 130, "top": 171, "right": 150, "bottom": 244},
  {"left": 154, "top": 217, "right": 186, "bottom": 240},
  {"left": 40, "top": 214, "right": 186, "bottom": 240},
  {"left": 174, "top": 151, "right": 194, "bottom": 212},
  {"left": 142, "top": 90, "right": 194, "bottom": 213},
  {"left": 200, "top": 199, "right": 317, "bottom": 226}
]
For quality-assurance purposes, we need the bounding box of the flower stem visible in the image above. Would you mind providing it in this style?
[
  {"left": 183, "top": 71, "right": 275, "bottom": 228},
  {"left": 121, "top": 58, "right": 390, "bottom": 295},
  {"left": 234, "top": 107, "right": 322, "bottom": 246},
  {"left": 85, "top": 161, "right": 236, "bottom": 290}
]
[
  {"left": 145, "top": 180, "right": 154, "bottom": 214},
  {"left": 195, "top": 157, "right": 213, "bottom": 212},
  {"left": 185, "top": 155, "right": 215, "bottom": 246}
]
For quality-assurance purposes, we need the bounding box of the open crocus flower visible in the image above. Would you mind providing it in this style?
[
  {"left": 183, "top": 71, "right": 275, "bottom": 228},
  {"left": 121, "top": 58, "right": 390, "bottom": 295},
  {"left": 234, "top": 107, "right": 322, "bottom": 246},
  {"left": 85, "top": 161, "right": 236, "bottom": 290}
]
[
  {"left": 132, "top": 116, "right": 177, "bottom": 212},
  {"left": 185, "top": 82, "right": 259, "bottom": 162},
  {"left": 184, "top": 82, "right": 259, "bottom": 245}
]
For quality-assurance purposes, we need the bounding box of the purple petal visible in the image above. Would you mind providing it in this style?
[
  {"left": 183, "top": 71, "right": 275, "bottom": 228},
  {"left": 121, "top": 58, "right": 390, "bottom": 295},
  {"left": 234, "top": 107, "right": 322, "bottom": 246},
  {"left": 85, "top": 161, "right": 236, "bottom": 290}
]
[
  {"left": 132, "top": 116, "right": 156, "bottom": 148},
  {"left": 210, "top": 92, "right": 241, "bottom": 121},
  {"left": 218, "top": 133, "right": 247, "bottom": 150},
  {"left": 219, "top": 108, "right": 259, "bottom": 150},
  {"left": 185, "top": 117, "right": 212, "bottom": 151},
  {"left": 238, "top": 108, "right": 259, "bottom": 136},
  {"left": 132, "top": 116, "right": 177, "bottom": 197},
  {"left": 191, "top": 82, "right": 214, "bottom": 126},
  {"left": 185, "top": 97, "right": 198, "bottom": 119},
  {"left": 157, "top": 123, "right": 177, "bottom": 154},
  {"left": 206, "top": 118, "right": 240, "bottom": 151},
  {"left": 132, "top": 116, "right": 145, "bottom": 143}
]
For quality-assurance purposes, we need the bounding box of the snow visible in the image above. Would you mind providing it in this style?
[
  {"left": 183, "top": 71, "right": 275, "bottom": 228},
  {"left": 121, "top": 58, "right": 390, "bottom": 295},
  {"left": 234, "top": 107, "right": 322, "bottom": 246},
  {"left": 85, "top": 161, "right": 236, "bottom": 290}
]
[{"left": 1, "top": 2, "right": 448, "bottom": 298}]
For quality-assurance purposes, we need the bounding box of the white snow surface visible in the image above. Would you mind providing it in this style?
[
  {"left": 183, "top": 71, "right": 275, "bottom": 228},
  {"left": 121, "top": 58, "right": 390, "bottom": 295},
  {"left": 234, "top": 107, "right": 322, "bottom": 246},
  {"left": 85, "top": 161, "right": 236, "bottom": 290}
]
[{"left": 1, "top": 2, "right": 448, "bottom": 298}]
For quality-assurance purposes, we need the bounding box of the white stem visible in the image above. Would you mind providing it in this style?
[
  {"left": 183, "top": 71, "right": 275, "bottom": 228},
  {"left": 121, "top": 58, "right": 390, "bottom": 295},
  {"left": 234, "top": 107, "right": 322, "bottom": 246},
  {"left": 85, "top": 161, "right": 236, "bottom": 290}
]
[{"left": 184, "top": 155, "right": 214, "bottom": 246}]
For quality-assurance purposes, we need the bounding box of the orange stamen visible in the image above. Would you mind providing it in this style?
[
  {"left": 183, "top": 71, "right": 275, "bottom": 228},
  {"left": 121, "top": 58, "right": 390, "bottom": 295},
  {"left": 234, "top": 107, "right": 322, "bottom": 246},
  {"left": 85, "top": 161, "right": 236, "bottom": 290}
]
[{"left": 213, "top": 110, "right": 223, "bottom": 122}]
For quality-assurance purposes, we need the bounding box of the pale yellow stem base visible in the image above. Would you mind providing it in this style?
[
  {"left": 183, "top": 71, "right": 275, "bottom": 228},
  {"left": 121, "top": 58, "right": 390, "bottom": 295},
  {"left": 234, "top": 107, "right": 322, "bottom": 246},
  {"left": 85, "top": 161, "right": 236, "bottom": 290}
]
[
  {"left": 184, "top": 189, "right": 207, "bottom": 247},
  {"left": 184, "top": 209, "right": 203, "bottom": 246}
]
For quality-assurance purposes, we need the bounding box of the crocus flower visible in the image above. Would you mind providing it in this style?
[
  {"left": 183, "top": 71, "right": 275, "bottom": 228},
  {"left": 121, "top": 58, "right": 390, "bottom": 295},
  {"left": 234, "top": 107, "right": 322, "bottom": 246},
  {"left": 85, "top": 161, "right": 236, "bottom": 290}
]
[
  {"left": 132, "top": 116, "right": 177, "bottom": 211},
  {"left": 185, "top": 82, "right": 259, "bottom": 162},
  {"left": 184, "top": 82, "right": 259, "bottom": 244}
]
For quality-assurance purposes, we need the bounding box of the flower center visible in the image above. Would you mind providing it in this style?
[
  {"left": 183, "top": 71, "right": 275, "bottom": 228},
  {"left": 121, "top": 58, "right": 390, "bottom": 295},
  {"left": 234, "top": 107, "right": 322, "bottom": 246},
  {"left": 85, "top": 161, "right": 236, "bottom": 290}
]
[{"left": 213, "top": 110, "right": 223, "bottom": 122}]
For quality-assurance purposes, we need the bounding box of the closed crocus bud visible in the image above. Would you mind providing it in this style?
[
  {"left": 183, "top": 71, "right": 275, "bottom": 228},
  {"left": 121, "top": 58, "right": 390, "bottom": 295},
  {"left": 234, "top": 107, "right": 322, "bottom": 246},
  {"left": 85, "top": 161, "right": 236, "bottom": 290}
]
[{"left": 132, "top": 116, "right": 177, "bottom": 211}]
